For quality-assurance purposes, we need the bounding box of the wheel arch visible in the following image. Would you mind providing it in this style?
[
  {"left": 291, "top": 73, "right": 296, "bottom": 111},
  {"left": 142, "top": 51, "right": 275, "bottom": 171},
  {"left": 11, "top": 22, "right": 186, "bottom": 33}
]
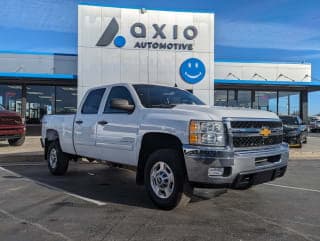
[
  {"left": 136, "top": 132, "right": 186, "bottom": 185},
  {"left": 44, "top": 129, "right": 59, "bottom": 160}
]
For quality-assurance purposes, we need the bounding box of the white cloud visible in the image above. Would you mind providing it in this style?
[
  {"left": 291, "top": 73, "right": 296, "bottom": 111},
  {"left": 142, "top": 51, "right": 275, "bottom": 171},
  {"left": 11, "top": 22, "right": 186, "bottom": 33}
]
[{"left": 216, "top": 19, "right": 320, "bottom": 51}]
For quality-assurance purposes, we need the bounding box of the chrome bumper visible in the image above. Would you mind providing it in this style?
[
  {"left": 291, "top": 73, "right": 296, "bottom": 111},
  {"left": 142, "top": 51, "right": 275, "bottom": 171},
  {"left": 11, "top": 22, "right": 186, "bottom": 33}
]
[{"left": 183, "top": 143, "right": 289, "bottom": 188}]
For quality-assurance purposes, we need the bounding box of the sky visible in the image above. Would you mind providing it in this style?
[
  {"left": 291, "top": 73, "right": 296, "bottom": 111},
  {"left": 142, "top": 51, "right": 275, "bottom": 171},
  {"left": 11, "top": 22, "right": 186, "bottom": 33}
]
[{"left": 1, "top": 0, "right": 320, "bottom": 115}]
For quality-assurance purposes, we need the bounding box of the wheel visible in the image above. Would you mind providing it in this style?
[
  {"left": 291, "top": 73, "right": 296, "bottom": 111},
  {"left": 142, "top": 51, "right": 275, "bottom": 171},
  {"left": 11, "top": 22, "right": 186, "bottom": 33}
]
[
  {"left": 47, "top": 141, "right": 69, "bottom": 175},
  {"left": 8, "top": 135, "right": 25, "bottom": 146},
  {"left": 144, "top": 149, "right": 193, "bottom": 210},
  {"left": 303, "top": 136, "right": 307, "bottom": 144}
]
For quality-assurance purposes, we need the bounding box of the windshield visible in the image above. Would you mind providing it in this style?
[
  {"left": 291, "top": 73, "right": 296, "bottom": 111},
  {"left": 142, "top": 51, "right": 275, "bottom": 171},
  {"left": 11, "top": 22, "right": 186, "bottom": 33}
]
[
  {"left": 280, "top": 116, "right": 300, "bottom": 125},
  {"left": 133, "top": 85, "right": 205, "bottom": 108}
]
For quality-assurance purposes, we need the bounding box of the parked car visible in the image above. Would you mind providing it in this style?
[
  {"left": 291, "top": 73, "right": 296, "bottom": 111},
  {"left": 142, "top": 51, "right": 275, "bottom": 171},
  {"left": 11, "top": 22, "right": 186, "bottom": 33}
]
[
  {"left": 309, "top": 116, "right": 320, "bottom": 132},
  {"left": 279, "top": 115, "right": 307, "bottom": 147},
  {"left": 41, "top": 84, "right": 288, "bottom": 209},
  {"left": 0, "top": 104, "right": 26, "bottom": 146}
]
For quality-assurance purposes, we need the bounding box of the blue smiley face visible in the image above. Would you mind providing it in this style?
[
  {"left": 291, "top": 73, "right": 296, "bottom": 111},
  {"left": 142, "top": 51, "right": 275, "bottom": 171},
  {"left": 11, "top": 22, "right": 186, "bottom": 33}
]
[{"left": 180, "top": 58, "right": 206, "bottom": 84}]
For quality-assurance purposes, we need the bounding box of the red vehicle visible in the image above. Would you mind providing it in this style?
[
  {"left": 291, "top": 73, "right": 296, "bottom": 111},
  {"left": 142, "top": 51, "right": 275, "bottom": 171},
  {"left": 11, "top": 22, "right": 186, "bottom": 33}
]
[{"left": 0, "top": 105, "right": 25, "bottom": 146}]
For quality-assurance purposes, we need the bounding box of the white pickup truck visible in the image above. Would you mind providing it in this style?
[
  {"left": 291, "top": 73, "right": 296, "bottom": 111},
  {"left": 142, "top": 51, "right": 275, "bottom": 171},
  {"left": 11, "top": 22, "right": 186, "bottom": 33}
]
[{"left": 41, "top": 83, "right": 289, "bottom": 209}]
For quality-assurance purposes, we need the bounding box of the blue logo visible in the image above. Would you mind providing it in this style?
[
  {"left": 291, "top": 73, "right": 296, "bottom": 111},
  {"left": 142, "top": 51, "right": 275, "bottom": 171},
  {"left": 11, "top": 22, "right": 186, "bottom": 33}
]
[
  {"left": 180, "top": 58, "right": 206, "bottom": 84},
  {"left": 97, "top": 17, "right": 126, "bottom": 48}
]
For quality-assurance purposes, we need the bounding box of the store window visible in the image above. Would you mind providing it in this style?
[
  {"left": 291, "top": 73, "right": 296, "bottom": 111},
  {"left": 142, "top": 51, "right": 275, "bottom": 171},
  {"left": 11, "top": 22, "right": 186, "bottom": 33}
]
[
  {"left": 278, "top": 91, "right": 300, "bottom": 116},
  {"left": 0, "top": 85, "right": 22, "bottom": 113},
  {"left": 26, "top": 85, "right": 55, "bottom": 124},
  {"left": 228, "top": 90, "right": 236, "bottom": 106},
  {"left": 214, "top": 90, "right": 227, "bottom": 106},
  {"left": 238, "top": 90, "right": 252, "bottom": 108},
  {"left": 253, "top": 91, "right": 277, "bottom": 113},
  {"left": 56, "top": 87, "right": 77, "bottom": 114}
]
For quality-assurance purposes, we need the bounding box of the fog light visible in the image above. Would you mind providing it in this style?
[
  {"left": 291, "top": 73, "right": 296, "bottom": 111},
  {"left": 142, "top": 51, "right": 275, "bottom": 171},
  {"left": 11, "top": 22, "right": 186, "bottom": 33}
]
[{"left": 208, "top": 168, "right": 224, "bottom": 177}]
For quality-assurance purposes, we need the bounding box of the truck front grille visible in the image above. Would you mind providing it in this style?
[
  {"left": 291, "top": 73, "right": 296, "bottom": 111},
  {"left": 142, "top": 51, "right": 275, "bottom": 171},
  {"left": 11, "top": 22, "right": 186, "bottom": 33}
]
[
  {"left": 233, "top": 135, "right": 283, "bottom": 148},
  {"left": 227, "top": 119, "right": 283, "bottom": 148},
  {"left": 0, "top": 116, "right": 22, "bottom": 125},
  {"left": 230, "top": 121, "right": 282, "bottom": 129}
]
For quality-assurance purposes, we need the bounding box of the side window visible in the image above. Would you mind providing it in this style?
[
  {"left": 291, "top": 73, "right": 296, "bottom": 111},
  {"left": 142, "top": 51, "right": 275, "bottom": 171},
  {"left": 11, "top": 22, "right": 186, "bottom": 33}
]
[
  {"left": 104, "top": 86, "right": 134, "bottom": 113},
  {"left": 81, "top": 88, "right": 105, "bottom": 114}
]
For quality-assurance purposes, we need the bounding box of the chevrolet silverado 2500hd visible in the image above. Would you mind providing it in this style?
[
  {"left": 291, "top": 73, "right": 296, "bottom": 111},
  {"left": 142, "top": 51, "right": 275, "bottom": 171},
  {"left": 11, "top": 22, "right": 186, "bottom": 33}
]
[{"left": 41, "top": 83, "right": 289, "bottom": 209}]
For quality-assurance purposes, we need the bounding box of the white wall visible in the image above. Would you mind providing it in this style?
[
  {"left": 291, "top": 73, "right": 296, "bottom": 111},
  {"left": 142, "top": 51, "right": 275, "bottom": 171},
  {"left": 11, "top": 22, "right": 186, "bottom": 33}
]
[
  {"left": 78, "top": 5, "right": 214, "bottom": 105},
  {"left": 215, "top": 62, "right": 311, "bottom": 82}
]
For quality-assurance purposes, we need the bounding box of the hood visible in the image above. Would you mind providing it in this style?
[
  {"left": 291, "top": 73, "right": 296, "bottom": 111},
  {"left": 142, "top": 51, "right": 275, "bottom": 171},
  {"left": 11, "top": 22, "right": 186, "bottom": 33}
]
[
  {"left": 173, "top": 105, "right": 279, "bottom": 120},
  {"left": 0, "top": 110, "right": 21, "bottom": 117},
  {"left": 0, "top": 110, "right": 23, "bottom": 125}
]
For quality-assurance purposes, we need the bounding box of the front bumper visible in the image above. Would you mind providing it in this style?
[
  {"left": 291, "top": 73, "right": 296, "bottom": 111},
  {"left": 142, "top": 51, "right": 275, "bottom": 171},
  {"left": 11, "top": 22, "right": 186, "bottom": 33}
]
[
  {"left": 183, "top": 143, "right": 289, "bottom": 188},
  {"left": 283, "top": 134, "right": 301, "bottom": 145}
]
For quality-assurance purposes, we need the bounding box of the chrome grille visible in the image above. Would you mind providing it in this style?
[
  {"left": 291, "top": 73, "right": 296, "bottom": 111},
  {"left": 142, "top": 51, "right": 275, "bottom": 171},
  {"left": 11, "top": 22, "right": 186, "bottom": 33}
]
[
  {"left": 233, "top": 135, "right": 283, "bottom": 148},
  {"left": 230, "top": 121, "right": 282, "bottom": 129},
  {"left": 227, "top": 119, "right": 283, "bottom": 148}
]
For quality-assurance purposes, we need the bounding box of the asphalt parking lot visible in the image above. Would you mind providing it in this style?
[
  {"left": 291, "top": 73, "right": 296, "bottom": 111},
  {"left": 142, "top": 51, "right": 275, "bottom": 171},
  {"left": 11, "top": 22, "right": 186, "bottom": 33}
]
[{"left": 0, "top": 137, "right": 319, "bottom": 241}]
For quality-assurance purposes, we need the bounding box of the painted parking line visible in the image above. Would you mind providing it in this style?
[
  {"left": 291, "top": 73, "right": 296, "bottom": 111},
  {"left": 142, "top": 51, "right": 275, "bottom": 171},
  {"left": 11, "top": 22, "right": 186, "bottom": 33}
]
[
  {"left": 0, "top": 162, "right": 45, "bottom": 167},
  {"left": 264, "top": 183, "right": 320, "bottom": 193},
  {"left": 0, "top": 166, "right": 107, "bottom": 206}
]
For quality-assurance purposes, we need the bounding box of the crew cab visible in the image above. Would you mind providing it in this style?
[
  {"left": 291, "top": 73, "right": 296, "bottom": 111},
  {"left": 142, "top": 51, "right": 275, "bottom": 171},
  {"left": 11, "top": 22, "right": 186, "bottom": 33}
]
[
  {"left": 41, "top": 84, "right": 289, "bottom": 209},
  {"left": 0, "top": 104, "right": 26, "bottom": 146}
]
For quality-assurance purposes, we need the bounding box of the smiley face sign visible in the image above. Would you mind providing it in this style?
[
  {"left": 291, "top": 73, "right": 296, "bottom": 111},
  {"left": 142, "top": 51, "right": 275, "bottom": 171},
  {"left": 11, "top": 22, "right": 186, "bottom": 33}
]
[{"left": 180, "top": 58, "right": 206, "bottom": 84}]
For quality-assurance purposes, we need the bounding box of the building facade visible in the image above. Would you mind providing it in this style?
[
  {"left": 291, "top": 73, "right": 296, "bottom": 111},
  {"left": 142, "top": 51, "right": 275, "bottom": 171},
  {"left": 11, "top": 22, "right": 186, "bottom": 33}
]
[{"left": 0, "top": 3, "right": 320, "bottom": 134}]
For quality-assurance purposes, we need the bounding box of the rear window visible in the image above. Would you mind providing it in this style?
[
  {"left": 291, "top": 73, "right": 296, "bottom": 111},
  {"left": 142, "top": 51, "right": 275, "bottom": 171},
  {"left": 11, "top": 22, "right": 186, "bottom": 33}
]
[{"left": 81, "top": 88, "right": 105, "bottom": 114}]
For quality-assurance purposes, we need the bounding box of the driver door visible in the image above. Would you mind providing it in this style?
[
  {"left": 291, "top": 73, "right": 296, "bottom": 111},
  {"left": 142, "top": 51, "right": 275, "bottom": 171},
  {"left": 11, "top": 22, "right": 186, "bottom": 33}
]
[{"left": 95, "top": 86, "right": 139, "bottom": 165}]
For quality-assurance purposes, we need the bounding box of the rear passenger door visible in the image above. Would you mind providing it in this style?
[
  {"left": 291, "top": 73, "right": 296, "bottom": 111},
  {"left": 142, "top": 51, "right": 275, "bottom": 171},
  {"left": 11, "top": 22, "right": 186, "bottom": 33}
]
[
  {"left": 74, "top": 88, "right": 106, "bottom": 158},
  {"left": 95, "top": 86, "right": 139, "bottom": 165}
]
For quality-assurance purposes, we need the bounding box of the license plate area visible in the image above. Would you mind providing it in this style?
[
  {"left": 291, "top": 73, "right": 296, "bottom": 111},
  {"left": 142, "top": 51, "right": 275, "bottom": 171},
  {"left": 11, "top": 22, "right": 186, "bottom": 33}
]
[{"left": 255, "top": 154, "right": 281, "bottom": 165}]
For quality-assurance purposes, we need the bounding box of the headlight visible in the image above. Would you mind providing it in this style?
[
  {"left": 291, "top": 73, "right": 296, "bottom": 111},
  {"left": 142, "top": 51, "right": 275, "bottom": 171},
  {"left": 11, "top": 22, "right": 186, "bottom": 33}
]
[{"left": 189, "top": 120, "right": 226, "bottom": 146}]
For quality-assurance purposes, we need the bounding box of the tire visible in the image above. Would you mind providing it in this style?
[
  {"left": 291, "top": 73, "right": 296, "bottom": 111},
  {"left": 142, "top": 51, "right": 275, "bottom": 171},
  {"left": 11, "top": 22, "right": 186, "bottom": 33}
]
[
  {"left": 47, "top": 141, "right": 69, "bottom": 175},
  {"left": 144, "top": 149, "right": 193, "bottom": 210},
  {"left": 8, "top": 135, "right": 25, "bottom": 146},
  {"left": 303, "top": 137, "right": 307, "bottom": 144}
]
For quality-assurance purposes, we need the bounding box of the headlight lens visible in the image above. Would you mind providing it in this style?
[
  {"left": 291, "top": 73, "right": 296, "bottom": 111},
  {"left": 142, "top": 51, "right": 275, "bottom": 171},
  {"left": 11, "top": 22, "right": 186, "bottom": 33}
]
[{"left": 189, "top": 120, "right": 226, "bottom": 146}]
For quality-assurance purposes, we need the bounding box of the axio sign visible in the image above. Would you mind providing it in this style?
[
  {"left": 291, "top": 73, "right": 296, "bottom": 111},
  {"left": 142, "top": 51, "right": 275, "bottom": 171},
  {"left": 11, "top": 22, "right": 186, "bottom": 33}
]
[
  {"left": 78, "top": 5, "right": 214, "bottom": 104},
  {"left": 97, "top": 17, "right": 198, "bottom": 51}
]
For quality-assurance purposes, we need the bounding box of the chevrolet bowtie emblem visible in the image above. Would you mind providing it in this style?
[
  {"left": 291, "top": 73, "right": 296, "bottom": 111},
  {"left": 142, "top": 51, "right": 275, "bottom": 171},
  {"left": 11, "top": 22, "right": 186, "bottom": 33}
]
[{"left": 260, "top": 127, "right": 271, "bottom": 137}]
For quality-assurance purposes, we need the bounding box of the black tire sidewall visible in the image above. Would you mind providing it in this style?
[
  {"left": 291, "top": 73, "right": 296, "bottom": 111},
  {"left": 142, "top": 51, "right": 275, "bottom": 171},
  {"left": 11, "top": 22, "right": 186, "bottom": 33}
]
[
  {"left": 8, "top": 135, "right": 25, "bottom": 146},
  {"left": 144, "top": 149, "right": 186, "bottom": 210},
  {"left": 47, "top": 141, "right": 69, "bottom": 175}
]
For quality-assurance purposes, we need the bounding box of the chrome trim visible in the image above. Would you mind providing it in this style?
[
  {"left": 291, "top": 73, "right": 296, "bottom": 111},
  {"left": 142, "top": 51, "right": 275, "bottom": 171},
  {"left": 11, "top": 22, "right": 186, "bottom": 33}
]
[{"left": 222, "top": 117, "right": 283, "bottom": 149}]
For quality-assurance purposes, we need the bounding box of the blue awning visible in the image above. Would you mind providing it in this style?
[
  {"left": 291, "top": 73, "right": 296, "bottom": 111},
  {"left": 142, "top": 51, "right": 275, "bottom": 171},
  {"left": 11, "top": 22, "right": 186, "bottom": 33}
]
[
  {"left": 215, "top": 79, "right": 320, "bottom": 90},
  {"left": 0, "top": 72, "right": 77, "bottom": 80}
]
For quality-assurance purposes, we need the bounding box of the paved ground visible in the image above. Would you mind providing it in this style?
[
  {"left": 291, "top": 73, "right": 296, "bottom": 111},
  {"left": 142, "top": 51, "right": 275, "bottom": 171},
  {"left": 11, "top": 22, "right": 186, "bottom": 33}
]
[{"left": 0, "top": 137, "right": 320, "bottom": 241}]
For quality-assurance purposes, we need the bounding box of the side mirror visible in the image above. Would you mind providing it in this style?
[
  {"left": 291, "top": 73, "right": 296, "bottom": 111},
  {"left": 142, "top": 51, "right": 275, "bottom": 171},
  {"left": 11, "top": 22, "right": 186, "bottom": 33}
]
[{"left": 110, "top": 98, "right": 135, "bottom": 112}]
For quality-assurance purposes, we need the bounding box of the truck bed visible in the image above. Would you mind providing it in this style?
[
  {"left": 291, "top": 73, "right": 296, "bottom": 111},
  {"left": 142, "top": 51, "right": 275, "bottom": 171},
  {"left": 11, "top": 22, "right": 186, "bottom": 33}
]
[{"left": 42, "top": 114, "right": 76, "bottom": 155}]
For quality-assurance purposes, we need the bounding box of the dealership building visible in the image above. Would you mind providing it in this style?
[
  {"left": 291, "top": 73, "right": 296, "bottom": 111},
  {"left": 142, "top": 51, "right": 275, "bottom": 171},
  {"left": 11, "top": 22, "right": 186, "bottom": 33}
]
[{"left": 0, "top": 3, "right": 320, "bottom": 134}]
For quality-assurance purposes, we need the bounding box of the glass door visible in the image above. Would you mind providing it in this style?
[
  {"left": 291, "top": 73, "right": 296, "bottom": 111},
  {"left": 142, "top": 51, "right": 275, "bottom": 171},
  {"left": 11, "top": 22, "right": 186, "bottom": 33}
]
[{"left": 26, "top": 85, "right": 55, "bottom": 124}]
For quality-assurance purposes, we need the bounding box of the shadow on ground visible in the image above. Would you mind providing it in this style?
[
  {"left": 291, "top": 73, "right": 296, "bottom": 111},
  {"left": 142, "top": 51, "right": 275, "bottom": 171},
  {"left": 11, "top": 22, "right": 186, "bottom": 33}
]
[{"left": 1, "top": 161, "right": 225, "bottom": 210}]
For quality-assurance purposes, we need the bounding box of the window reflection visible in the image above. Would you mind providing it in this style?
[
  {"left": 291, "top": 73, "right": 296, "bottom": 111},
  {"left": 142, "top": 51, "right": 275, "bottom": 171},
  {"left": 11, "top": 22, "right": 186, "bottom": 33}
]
[
  {"left": 56, "top": 87, "right": 77, "bottom": 114},
  {"left": 26, "top": 86, "right": 55, "bottom": 124},
  {"left": 253, "top": 91, "right": 277, "bottom": 112},
  {"left": 278, "top": 91, "right": 300, "bottom": 115},
  {"left": 214, "top": 90, "right": 227, "bottom": 106},
  {"left": 238, "top": 90, "right": 251, "bottom": 108},
  {"left": 0, "top": 85, "right": 22, "bottom": 113}
]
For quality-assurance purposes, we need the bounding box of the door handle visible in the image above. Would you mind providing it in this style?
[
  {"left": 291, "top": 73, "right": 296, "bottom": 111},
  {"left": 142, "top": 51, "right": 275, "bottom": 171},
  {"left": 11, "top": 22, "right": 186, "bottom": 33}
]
[
  {"left": 75, "top": 120, "right": 83, "bottom": 125},
  {"left": 98, "top": 120, "right": 108, "bottom": 125}
]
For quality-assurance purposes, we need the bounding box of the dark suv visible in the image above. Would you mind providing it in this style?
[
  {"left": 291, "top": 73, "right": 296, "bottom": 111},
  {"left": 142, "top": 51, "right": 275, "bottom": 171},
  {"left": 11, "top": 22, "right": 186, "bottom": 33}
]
[
  {"left": 0, "top": 105, "right": 26, "bottom": 146},
  {"left": 279, "top": 115, "right": 307, "bottom": 148}
]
